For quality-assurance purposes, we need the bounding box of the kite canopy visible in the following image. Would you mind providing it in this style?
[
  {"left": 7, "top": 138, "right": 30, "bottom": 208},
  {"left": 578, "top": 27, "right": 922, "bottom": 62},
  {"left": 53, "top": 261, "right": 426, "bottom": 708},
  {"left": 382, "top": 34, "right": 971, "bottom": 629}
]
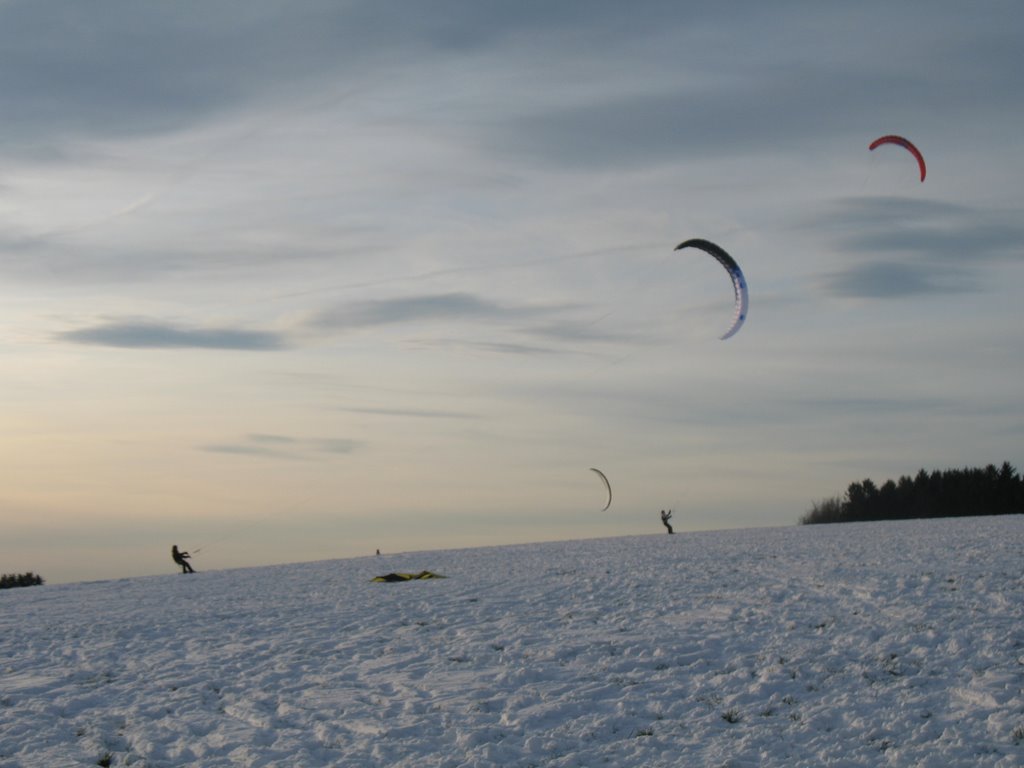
[
  {"left": 371, "top": 571, "right": 446, "bottom": 582},
  {"left": 590, "top": 467, "right": 612, "bottom": 511},
  {"left": 673, "top": 238, "right": 749, "bottom": 340},
  {"left": 869, "top": 135, "right": 926, "bottom": 182}
]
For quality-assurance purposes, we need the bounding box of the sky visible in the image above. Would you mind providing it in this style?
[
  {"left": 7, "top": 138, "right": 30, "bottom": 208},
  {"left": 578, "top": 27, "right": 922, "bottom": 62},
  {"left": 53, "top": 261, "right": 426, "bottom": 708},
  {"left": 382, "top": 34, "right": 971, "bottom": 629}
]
[{"left": 2, "top": 1, "right": 1022, "bottom": 584}]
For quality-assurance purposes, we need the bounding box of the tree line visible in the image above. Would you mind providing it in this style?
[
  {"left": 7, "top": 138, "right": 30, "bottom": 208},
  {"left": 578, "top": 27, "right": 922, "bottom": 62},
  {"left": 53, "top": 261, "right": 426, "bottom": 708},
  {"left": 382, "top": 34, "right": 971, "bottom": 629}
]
[
  {"left": 801, "top": 462, "right": 1023, "bottom": 525},
  {"left": 0, "top": 572, "right": 45, "bottom": 589}
]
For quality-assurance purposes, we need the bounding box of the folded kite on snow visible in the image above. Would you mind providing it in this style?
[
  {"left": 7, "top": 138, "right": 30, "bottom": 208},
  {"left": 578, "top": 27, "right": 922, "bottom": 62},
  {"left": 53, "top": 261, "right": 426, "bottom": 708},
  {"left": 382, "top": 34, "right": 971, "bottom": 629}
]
[{"left": 371, "top": 571, "right": 446, "bottom": 583}]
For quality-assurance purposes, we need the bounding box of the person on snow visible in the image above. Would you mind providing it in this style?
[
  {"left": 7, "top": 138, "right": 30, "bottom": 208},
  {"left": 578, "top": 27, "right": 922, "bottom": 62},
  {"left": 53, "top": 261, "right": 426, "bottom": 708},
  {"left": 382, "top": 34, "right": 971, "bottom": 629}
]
[
  {"left": 171, "top": 545, "right": 195, "bottom": 574},
  {"left": 660, "top": 509, "right": 674, "bottom": 534}
]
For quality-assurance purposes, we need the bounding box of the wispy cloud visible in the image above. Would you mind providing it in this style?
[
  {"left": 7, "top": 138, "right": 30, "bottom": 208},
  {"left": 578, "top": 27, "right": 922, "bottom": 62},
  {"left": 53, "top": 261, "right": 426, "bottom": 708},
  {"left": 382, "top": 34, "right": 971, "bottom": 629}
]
[
  {"left": 0, "top": 1, "right": 386, "bottom": 153},
  {"left": 814, "top": 197, "right": 1024, "bottom": 298},
  {"left": 485, "top": 65, "right": 935, "bottom": 172},
  {"left": 822, "top": 262, "right": 978, "bottom": 299},
  {"left": 339, "top": 407, "right": 477, "bottom": 420},
  {"left": 523, "top": 319, "right": 640, "bottom": 344},
  {"left": 408, "top": 337, "right": 563, "bottom": 357},
  {"left": 307, "top": 292, "right": 566, "bottom": 331},
  {"left": 56, "top": 320, "right": 288, "bottom": 350},
  {"left": 309, "top": 438, "right": 360, "bottom": 454},
  {"left": 0, "top": 1, "right": 687, "bottom": 158},
  {"left": 201, "top": 443, "right": 302, "bottom": 460},
  {"left": 794, "top": 395, "right": 953, "bottom": 415},
  {"left": 200, "top": 434, "right": 359, "bottom": 460},
  {"left": 820, "top": 197, "right": 1024, "bottom": 261}
]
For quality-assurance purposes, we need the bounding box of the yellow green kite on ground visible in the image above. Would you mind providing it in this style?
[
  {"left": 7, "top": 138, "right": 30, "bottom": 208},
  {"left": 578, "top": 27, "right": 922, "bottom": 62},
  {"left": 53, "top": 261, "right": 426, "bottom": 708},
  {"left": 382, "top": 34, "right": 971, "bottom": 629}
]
[{"left": 371, "top": 571, "right": 446, "bottom": 583}]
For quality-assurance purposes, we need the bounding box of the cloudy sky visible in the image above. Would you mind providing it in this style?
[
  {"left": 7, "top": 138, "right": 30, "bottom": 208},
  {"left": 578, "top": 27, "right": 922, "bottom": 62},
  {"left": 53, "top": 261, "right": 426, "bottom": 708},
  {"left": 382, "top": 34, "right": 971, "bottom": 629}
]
[{"left": 3, "top": 1, "right": 1022, "bottom": 583}]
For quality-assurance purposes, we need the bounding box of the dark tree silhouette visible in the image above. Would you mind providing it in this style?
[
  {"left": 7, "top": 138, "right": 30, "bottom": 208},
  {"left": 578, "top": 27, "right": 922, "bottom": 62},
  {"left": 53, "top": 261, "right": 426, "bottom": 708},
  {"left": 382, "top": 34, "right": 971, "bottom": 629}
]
[
  {"left": 801, "top": 463, "right": 1023, "bottom": 524},
  {"left": 0, "top": 572, "right": 45, "bottom": 589}
]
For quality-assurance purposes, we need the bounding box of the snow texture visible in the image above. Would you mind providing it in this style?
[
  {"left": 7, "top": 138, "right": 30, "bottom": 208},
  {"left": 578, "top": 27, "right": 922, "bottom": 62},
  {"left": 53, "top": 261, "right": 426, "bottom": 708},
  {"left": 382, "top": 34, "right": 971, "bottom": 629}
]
[{"left": 2, "top": 516, "right": 1023, "bottom": 767}]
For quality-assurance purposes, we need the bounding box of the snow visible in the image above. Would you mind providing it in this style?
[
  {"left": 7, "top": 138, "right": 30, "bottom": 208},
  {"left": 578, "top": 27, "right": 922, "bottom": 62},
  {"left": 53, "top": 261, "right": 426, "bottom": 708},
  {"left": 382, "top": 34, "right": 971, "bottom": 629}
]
[{"left": 2, "top": 515, "right": 1023, "bottom": 767}]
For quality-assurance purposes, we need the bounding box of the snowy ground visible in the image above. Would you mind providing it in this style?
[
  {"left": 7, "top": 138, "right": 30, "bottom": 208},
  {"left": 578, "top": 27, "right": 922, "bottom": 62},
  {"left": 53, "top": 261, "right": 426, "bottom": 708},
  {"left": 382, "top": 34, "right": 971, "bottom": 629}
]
[{"left": 2, "top": 516, "right": 1023, "bottom": 767}]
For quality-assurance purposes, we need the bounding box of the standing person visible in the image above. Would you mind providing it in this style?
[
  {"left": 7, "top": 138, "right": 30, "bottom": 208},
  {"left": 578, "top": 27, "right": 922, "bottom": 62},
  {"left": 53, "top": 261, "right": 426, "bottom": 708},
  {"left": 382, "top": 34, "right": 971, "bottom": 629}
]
[
  {"left": 660, "top": 509, "right": 674, "bottom": 534},
  {"left": 171, "top": 545, "right": 195, "bottom": 574}
]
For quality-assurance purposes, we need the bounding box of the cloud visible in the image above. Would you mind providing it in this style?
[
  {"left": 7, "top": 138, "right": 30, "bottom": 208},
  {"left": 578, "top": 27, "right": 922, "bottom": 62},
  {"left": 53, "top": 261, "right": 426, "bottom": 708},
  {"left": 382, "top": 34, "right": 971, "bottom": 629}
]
[
  {"left": 3, "top": 0, "right": 1021, "bottom": 170},
  {"left": 307, "top": 292, "right": 562, "bottom": 331},
  {"left": 56, "top": 320, "right": 288, "bottom": 350},
  {"left": 248, "top": 434, "right": 298, "bottom": 445},
  {"left": 822, "top": 262, "right": 977, "bottom": 299},
  {"left": 308, "top": 438, "right": 360, "bottom": 455},
  {"left": 820, "top": 197, "right": 1024, "bottom": 262},
  {"left": 0, "top": 0, "right": 678, "bottom": 155},
  {"left": 307, "top": 295, "right": 645, "bottom": 359},
  {"left": 795, "top": 395, "right": 953, "bottom": 416},
  {"left": 201, "top": 443, "right": 302, "bottom": 460},
  {"left": 464, "top": 2, "right": 1024, "bottom": 173},
  {"left": 443, "top": 340, "right": 562, "bottom": 356},
  {"left": 523, "top": 319, "right": 641, "bottom": 344},
  {"left": 201, "top": 434, "right": 360, "bottom": 460},
  {"left": 813, "top": 197, "right": 1024, "bottom": 298},
  {"left": 816, "top": 198, "right": 966, "bottom": 230},
  {"left": 0, "top": 1, "right": 390, "bottom": 153},
  {"left": 340, "top": 407, "right": 477, "bottom": 420},
  {"left": 481, "top": 60, "right": 942, "bottom": 171}
]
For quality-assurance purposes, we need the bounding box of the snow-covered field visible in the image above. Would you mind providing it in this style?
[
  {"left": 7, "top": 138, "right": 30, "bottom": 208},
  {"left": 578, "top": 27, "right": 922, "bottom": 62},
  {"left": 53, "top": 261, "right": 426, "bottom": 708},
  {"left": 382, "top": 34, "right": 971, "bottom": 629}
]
[{"left": 2, "top": 516, "right": 1023, "bottom": 767}]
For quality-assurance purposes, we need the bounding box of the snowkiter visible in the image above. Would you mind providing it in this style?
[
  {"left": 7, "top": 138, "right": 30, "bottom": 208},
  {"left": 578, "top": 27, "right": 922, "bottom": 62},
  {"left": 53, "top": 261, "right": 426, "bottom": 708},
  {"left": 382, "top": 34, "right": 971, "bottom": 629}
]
[
  {"left": 660, "top": 510, "right": 674, "bottom": 535},
  {"left": 171, "top": 545, "right": 195, "bottom": 574}
]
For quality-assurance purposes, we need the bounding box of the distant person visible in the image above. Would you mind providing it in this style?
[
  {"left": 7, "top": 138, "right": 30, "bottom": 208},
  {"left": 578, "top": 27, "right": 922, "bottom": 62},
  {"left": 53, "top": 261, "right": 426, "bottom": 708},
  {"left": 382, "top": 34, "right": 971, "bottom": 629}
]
[
  {"left": 171, "top": 545, "right": 195, "bottom": 574},
  {"left": 660, "top": 509, "right": 673, "bottom": 535},
  {"left": 376, "top": 549, "right": 381, "bottom": 556}
]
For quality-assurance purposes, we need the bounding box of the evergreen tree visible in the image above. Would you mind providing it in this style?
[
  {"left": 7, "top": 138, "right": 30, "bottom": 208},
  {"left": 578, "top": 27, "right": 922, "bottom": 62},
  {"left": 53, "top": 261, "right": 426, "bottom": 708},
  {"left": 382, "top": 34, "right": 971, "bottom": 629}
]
[
  {"left": 0, "top": 572, "right": 44, "bottom": 589},
  {"left": 802, "top": 463, "right": 1023, "bottom": 524}
]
